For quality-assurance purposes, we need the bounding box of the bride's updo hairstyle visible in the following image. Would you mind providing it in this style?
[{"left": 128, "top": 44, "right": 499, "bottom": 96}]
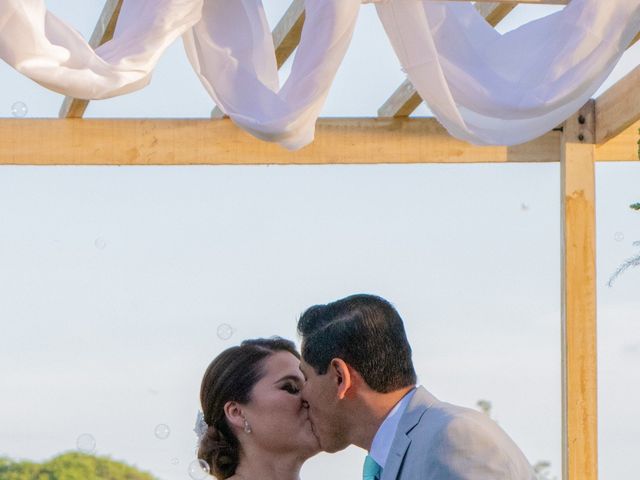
[{"left": 198, "top": 337, "right": 300, "bottom": 479}]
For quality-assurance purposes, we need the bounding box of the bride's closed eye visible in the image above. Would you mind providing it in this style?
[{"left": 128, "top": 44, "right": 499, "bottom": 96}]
[{"left": 281, "top": 382, "right": 301, "bottom": 395}]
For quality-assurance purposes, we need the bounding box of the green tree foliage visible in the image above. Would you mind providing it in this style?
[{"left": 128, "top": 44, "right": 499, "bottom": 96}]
[
  {"left": 608, "top": 204, "right": 640, "bottom": 286},
  {"left": 0, "top": 452, "right": 157, "bottom": 480}
]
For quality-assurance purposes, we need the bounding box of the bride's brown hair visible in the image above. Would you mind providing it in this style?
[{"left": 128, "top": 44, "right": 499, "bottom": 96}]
[{"left": 198, "top": 337, "right": 300, "bottom": 479}]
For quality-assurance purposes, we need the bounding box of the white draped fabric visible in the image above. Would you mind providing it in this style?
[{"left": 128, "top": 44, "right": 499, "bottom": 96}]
[
  {"left": 376, "top": 0, "right": 640, "bottom": 145},
  {"left": 1, "top": 0, "right": 639, "bottom": 150}
]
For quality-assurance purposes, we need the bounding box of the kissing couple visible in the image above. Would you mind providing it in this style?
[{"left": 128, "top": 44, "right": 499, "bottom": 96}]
[{"left": 195, "top": 294, "right": 535, "bottom": 480}]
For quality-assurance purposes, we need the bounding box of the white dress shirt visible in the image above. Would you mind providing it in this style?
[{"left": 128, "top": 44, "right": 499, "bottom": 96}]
[{"left": 369, "top": 388, "right": 417, "bottom": 469}]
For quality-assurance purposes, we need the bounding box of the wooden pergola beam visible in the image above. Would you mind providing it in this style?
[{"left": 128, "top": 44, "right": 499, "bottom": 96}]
[
  {"left": 595, "top": 120, "right": 640, "bottom": 161},
  {"left": 378, "top": 2, "right": 518, "bottom": 118},
  {"left": 0, "top": 116, "right": 636, "bottom": 165},
  {"left": 595, "top": 64, "right": 640, "bottom": 144},
  {"left": 272, "top": 0, "right": 306, "bottom": 69},
  {"left": 561, "top": 100, "right": 598, "bottom": 480},
  {"left": 0, "top": 118, "right": 564, "bottom": 165},
  {"left": 58, "top": 0, "right": 124, "bottom": 119}
]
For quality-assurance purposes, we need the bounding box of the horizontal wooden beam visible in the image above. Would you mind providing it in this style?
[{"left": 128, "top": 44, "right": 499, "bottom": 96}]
[
  {"left": 595, "top": 120, "right": 640, "bottom": 161},
  {"left": 378, "top": 2, "right": 517, "bottom": 118},
  {"left": 595, "top": 64, "right": 640, "bottom": 144},
  {"left": 58, "top": 0, "right": 124, "bottom": 119},
  {"left": 0, "top": 118, "right": 568, "bottom": 165}
]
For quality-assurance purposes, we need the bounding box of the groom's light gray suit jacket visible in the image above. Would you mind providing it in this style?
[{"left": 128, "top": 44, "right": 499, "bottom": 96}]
[{"left": 380, "top": 387, "right": 535, "bottom": 480}]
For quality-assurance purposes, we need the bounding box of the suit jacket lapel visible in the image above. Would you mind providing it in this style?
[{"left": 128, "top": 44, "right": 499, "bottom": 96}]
[{"left": 381, "top": 387, "right": 438, "bottom": 480}]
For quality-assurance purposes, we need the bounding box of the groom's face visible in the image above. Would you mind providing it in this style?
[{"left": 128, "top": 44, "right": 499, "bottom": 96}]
[{"left": 299, "top": 359, "right": 350, "bottom": 453}]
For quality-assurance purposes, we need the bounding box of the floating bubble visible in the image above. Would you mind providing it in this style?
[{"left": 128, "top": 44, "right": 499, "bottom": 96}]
[
  {"left": 94, "top": 237, "right": 107, "bottom": 250},
  {"left": 11, "top": 101, "right": 28, "bottom": 118},
  {"left": 76, "top": 433, "right": 96, "bottom": 453},
  {"left": 188, "top": 459, "right": 211, "bottom": 480},
  {"left": 154, "top": 424, "right": 171, "bottom": 440},
  {"left": 614, "top": 232, "right": 625, "bottom": 242},
  {"left": 217, "top": 323, "right": 234, "bottom": 341},
  {"left": 171, "top": 458, "right": 180, "bottom": 465}
]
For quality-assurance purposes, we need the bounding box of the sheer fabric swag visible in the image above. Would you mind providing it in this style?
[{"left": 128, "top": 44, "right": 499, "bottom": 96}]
[{"left": 1, "top": 0, "right": 638, "bottom": 149}]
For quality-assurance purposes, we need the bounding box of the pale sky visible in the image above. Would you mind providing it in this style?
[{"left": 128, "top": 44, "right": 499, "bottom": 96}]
[{"left": 0, "top": 2, "right": 639, "bottom": 480}]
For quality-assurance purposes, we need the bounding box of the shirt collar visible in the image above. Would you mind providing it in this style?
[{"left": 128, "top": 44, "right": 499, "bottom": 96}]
[{"left": 369, "top": 387, "right": 417, "bottom": 468}]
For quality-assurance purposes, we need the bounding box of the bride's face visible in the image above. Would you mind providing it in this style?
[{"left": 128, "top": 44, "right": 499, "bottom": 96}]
[{"left": 239, "top": 351, "right": 320, "bottom": 457}]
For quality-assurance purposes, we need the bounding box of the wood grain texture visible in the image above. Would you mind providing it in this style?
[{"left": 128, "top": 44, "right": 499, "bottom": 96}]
[
  {"left": 561, "top": 100, "right": 598, "bottom": 480},
  {"left": 0, "top": 118, "right": 563, "bottom": 165},
  {"left": 595, "top": 65, "right": 640, "bottom": 144},
  {"left": 595, "top": 120, "right": 640, "bottom": 161}
]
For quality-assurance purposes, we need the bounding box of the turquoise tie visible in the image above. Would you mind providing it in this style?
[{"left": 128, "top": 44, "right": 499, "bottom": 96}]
[{"left": 363, "top": 454, "right": 382, "bottom": 480}]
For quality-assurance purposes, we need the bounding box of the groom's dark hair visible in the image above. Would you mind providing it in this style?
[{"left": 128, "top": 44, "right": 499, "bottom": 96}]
[{"left": 298, "top": 294, "right": 417, "bottom": 393}]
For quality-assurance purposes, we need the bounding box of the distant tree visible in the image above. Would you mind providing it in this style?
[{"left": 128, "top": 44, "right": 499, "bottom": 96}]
[
  {"left": 0, "top": 452, "right": 157, "bottom": 480},
  {"left": 533, "top": 460, "right": 557, "bottom": 480},
  {"left": 608, "top": 203, "right": 640, "bottom": 286},
  {"left": 476, "top": 399, "right": 492, "bottom": 417}
]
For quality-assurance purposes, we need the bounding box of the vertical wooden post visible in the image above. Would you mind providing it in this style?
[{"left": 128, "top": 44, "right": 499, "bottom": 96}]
[{"left": 561, "top": 100, "right": 598, "bottom": 480}]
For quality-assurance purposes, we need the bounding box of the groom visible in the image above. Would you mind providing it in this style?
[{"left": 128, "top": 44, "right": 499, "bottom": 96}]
[{"left": 298, "top": 294, "right": 535, "bottom": 480}]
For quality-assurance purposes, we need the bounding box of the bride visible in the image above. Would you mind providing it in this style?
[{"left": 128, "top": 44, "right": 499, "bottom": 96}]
[{"left": 196, "top": 337, "right": 319, "bottom": 480}]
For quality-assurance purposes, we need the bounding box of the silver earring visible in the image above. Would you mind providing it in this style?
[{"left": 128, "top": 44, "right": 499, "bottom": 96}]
[{"left": 243, "top": 418, "right": 252, "bottom": 434}]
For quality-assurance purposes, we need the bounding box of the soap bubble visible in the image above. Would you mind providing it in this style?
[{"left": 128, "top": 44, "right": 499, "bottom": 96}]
[
  {"left": 171, "top": 458, "right": 180, "bottom": 465},
  {"left": 154, "top": 424, "right": 171, "bottom": 440},
  {"left": 94, "top": 237, "right": 107, "bottom": 250},
  {"left": 217, "top": 323, "right": 234, "bottom": 341},
  {"left": 188, "top": 459, "right": 211, "bottom": 479},
  {"left": 76, "top": 433, "right": 96, "bottom": 453},
  {"left": 614, "top": 232, "right": 624, "bottom": 242},
  {"left": 11, "top": 102, "right": 28, "bottom": 118}
]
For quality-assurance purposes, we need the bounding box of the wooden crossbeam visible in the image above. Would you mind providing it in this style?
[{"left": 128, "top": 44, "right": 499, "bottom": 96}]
[
  {"left": 595, "top": 120, "right": 640, "bottom": 161},
  {"left": 0, "top": 115, "right": 634, "bottom": 165},
  {"left": 0, "top": 118, "right": 566, "bottom": 165},
  {"left": 58, "top": 0, "right": 124, "bottom": 119},
  {"left": 378, "top": 2, "right": 517, "bottom": 118},
  {"left": 212, "top": 0, "right": 305, "bottom": 118},
  {"left": 595, "top": 64, "right": 640, "bottom": 144},
  {"left": 272, "top": 0, "right": 306, "bottom": 68}
]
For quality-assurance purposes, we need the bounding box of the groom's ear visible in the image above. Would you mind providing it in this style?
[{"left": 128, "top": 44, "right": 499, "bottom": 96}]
[{"left": 330, "top": 358, "right": 352, "bottom": 400}]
